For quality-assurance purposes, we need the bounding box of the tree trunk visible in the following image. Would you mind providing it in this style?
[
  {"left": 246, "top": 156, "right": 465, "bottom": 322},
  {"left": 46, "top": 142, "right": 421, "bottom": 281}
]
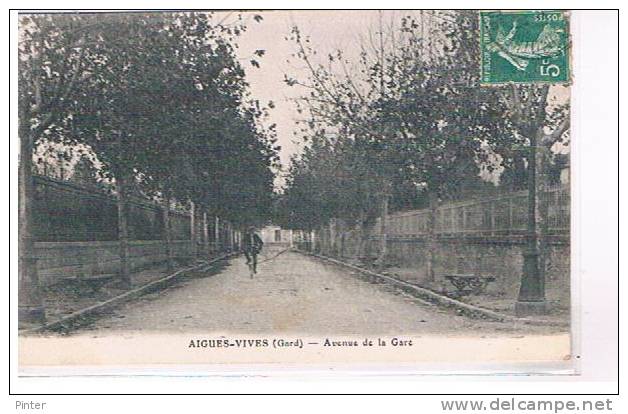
[
  {"left": 224, "top": 221, "right": 229, "bottom": 251},
  {"left": 195, "top": 205, "right": 202, "bottom": 257},
  {"left": 162, "top": 196, "right": 173, "bottom": 272},
  {"left": 425, "top": 189, "right": 438, "bottom": 282},
  {"left": 375, "top": 187, "right": 390, "bottom": 268},
  {"left": 328, "top": 219, "right": 336, "bottom": 256},
  {"left": 214, "top": 216, "right": 220, "bottom": 253},
  {"left": 202, "top": 211, "right": 209, "bottom": 257},
  {"left": 117, "top": 174, "right": 131, "bottom": 287},
  {"left": 355, "top": 211, "right": 367, "bottom": 262},
  {"left": 536, "top": 143, "right": 551, "bottom": 294},
  {"left": 231, "top": 225, "right": 236, "bottom": 251},
  {"left": 233, "top": 227, "right": 237, "bottom": 251},
  {"left": 340, "top": 226, "right": 346, "bottom": 259},
  {"left": 18, "top": 107, "right": 45, "bottom": 324},
  {"left": 189, "top": 202, "right": 197, "bottom": 259},
  {"left": 227, "top": 222, "right": 233, "bottom": 251}
]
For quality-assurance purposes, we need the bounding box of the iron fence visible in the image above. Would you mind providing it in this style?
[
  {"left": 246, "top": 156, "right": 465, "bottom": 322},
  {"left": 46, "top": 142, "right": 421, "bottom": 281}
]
[
  {"left": 377, "top": 184, "right": 569, "bottom": 238},
  {"left": 32, "top": 174, "right": 238, "bottom": 251}
]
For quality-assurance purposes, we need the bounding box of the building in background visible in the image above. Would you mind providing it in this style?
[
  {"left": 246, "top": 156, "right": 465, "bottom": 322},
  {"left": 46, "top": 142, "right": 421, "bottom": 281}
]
[{"left": 259, "top": 225, "right": 293, "bottom": 248}]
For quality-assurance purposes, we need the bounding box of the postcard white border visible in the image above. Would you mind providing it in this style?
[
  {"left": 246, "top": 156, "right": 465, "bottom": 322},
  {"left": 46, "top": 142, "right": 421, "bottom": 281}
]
[{"left": 4, "top": 1, "right": 620, "bottom": 398}]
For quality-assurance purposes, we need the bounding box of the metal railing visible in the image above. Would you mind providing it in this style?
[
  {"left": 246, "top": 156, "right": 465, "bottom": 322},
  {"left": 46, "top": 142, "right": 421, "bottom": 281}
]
[{"left": 378, "top": 185, "right": 569, "bottom": 238}]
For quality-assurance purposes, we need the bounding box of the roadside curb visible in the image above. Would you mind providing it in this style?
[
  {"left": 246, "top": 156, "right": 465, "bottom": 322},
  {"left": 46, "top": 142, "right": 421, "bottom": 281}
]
[
  {"left": 21, "top": 253, "right": 236, "bottom": 335},
  {"left": 297, "top": 249, "right": 568, "bottom": 328}
]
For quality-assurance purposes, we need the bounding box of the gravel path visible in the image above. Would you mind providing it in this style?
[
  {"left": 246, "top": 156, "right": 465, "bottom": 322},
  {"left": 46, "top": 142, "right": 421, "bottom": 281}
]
[{"left": 80, "top": 250, "right": 560, "bottom": 336}]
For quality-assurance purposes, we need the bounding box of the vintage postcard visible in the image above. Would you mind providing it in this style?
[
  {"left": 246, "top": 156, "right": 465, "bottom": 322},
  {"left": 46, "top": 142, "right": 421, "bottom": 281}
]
[{"left": 16, "top": 9, "right": 575, "bottom": 375}]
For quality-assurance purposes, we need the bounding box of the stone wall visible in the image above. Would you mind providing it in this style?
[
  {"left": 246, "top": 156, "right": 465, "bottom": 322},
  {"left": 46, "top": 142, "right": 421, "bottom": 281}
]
[
  {"left": 378, "top": 237, "right": 570, "bottom": 306},
  {"left": 303, "top": 186, "right": 570, "bottom": 309},
  {"left": 309, "top": 232, "right": 570, "bottom": 309},
  {"left": 35, "top": 240, "right": 194, "bottom": 286}
]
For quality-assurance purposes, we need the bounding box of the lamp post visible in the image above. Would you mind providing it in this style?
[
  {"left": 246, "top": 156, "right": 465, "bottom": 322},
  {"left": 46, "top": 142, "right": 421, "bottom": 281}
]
[{"left": 515, "top": 129, "right": 548, "bottom": 316}]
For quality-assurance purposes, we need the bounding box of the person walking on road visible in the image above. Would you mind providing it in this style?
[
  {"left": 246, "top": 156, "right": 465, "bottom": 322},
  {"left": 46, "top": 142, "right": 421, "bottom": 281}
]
[{"left": 242, "top": 226, "right": 264, "bottom": 276}]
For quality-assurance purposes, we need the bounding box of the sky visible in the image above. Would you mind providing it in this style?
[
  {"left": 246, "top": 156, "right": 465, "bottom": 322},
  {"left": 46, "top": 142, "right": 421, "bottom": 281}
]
[{"left": 232, "top": 10, "right": 410, "bottom": 187}]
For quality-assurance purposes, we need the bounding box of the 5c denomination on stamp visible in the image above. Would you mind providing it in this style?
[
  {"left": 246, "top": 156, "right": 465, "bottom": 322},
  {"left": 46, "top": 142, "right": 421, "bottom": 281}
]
[{"left": 480, "top": 10, "right": 570, "bottom": 84}]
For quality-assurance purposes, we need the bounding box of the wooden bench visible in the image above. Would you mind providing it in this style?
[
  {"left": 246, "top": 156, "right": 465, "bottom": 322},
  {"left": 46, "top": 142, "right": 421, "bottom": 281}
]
[
  {"left": 61, "top": 273, "right": 118, "bottom": 293},
  {"left": 357, "top": 255, "right": 378, "bottom": 266},
  {"left": 443, "top": 254, "right": 497, "bottom": 295},
  {"left": 444, "top": 274, "right": 496, "bottom": 295}
]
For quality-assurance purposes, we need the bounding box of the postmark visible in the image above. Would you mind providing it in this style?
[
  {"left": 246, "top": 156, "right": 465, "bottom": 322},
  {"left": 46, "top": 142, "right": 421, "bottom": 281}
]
[{"left": 480, "top": 10, "right": 570, "bottom": 84}]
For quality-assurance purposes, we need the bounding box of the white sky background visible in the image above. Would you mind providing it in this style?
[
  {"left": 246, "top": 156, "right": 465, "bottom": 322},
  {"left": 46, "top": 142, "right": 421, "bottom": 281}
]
[{"left": 233, "top": 10, "right": 411, "bottom": 188}]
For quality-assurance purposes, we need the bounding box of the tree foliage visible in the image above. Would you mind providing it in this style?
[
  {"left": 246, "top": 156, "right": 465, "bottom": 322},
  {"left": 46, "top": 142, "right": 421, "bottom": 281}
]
[
  {"left": 277, "top": 10, "right": 570, "bottom": 230},
  {"left": 19, "top": 12, "right": 279, "bottom": 227}
]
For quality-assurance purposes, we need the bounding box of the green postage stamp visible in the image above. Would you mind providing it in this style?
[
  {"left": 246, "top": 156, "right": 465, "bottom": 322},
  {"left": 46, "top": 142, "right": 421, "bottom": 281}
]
[{"left": 480, "top": 10, "right": 570, "bottom": 84}]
